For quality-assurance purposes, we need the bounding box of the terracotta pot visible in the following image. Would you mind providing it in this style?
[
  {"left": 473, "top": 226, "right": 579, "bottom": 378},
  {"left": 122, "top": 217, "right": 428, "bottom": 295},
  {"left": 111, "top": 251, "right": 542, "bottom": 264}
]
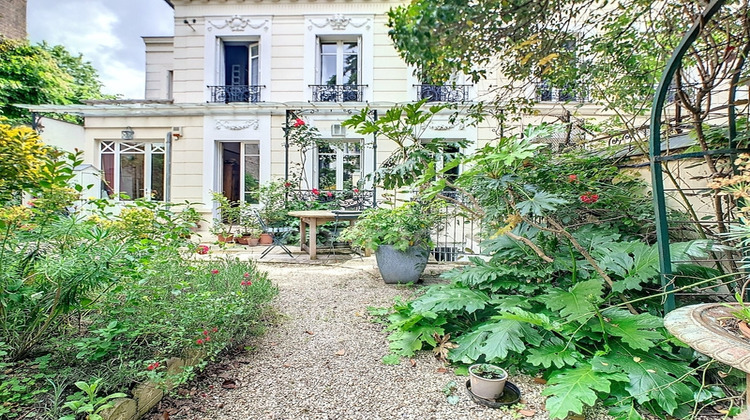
[
  {"left": 217, "top": 234, "right": 235, "bottom": 243},
  {"left": 247, "top": 237, "right": 260, "bottom": 246},
  {"left": 259, "top": 233, "right": 273, "bottom": 245},
  {"left": 236, "top": 236, "right": 250, "bottom": 245},
  {"left": 469, "top": 364, "right": 508, "bottom": 401},
  {"left": 739, "top": 320, "right": 750, "bottom": 340}
]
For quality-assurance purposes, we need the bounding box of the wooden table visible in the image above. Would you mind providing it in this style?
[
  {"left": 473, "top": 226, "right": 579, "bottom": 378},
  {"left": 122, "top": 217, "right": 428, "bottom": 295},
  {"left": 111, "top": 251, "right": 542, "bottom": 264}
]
[{"left": 287, "top": 210, "right": 361, "bottom": 259}]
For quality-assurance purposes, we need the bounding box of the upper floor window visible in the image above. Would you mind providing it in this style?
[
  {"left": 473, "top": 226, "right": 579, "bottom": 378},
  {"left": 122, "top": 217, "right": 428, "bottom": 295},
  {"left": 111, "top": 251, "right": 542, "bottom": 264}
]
[
  {"left": 209, "top": 40, "right": 262, "bottom": 103},
  {"left": 312, "top": 38, "right": 364, "bottom": 102},
  {"left": 100, "top": 141, "right": 164, "bottom": 200}
]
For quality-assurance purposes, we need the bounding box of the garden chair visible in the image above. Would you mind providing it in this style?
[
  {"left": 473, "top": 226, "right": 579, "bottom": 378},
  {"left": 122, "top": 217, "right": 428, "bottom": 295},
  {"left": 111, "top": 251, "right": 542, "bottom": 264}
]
[{"left": 253, "top": 210, "right": 295, "bottom": 259}]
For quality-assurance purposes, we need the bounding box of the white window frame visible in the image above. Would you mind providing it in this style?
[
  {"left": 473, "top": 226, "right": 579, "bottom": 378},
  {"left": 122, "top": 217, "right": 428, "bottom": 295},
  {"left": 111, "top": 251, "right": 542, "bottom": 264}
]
[
  {"left": 241, "top": 142, "right": 261, "bottom": 204},
  {"left": 304, "top": 14, "right": 374, "bottom": 102},
  {"left": 314, "top": 140, "right": 363, "bottom": 190},
  {"left": 316, "top": 37, "right": 361, "bottom": 86},
  {"left": 99, "top": 140, "right": 165, "bottom": 201}
]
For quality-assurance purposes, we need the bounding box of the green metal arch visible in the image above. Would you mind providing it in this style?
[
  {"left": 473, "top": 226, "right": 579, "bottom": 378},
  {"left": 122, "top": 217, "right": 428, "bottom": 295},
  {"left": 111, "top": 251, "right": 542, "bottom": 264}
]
[{"left": 650, "top": 0, "right": 728, "bottom": 313}]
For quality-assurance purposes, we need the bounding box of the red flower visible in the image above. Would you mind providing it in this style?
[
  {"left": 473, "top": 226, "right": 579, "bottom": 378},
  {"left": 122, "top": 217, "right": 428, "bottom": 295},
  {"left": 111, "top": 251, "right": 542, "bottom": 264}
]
[
  {"left": 353, "top": 188, "right": 359, "bottom": 193},
  {"left": 196, "top": 245, "right": 209, "bottom": 255},
  {"left": 147, "top": 362, "right": 160, "bottom": 371},
  {"left": 311, "top": 188, "right": 320, "bottom": 195},
  {"left": 203, "top": 330, "right": 209, "bottom": 336},
  {"left": 205, "top": 336, "right": 210, "bottom": 342},
  {"left": 244, "top": 272, "right": 250, "bottom": 278},
  {"left": 284, "top": 182, "right": 292, "bottom": 188},
  {"left": 196, "top": 338, "right": 204, "bottom": 345},
  {"left": 579, "top": 192, "right": 600, "bottom": 204},
  {"left": 293, "top": 118, "right": 305, "bottom": 127},
  {"left": 568, "top": 174, "right": 578, "bottom": 182},
  {"left": 326, "top": 191, "right": 333, "bottom": 198},
  {"left": 212, "top": 327, "right": 218, "bottom": 332},
  {"left": 241, "top": 280, "right": 252, "bottom": 286},
  {"left": 211, "top": 269, "right": 219, "bottom": 275}
]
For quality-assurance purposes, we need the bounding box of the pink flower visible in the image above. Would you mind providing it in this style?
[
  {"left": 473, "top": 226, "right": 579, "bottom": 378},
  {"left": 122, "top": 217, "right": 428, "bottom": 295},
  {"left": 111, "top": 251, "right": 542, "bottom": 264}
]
[
  {"left": 353, "top": 188, "right": 359, "bottom": 193},
  {"left": 293, "top": 118, "right": 305, "bottom": 127},
  {"left": 147, "top": 362, "right": 160, "bottom": 371},
  {"left": 284, "top": 182, "right": 292, "bottom": 188},
  {"left": 212, "top": 327, "right": 218, "bottom": 332},
  {"left": 26, "top": 200, "right": 35, "bottom": 207},
  {"left": 241, "top": 280, "right": 252, "bottom": 286},
  {"left": 326, "top": 191, "right": 333, "bottom": 198},
  {"left": 196, "top": 245, "right": 209, "bottom": 255},
  {"left": 203, "top": 330, "right": 209, "bottom": 336},
  {"left": 311, "top": 188, "right": 320, "bottom": 196},
  {"left": 211, "top": 269, "right": 219, "bottom": 275},
  {"left": 243, "top": 272, "right": 250, "bottom": 278},
  {"left": 568, "top": 174, "right": 578, "bottom": 182},
  {"left": 205, "top": 336, "right": 211, "bottom": 342},
  {"left": 196, "top": 338, "right": 204, "bottom": 345}
]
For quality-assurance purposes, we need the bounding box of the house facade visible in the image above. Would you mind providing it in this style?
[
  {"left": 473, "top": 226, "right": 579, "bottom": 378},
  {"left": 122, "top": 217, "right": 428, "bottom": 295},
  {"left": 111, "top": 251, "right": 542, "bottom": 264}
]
[{"left": 25, "top": 0, "right": 612, "bottom": 235}]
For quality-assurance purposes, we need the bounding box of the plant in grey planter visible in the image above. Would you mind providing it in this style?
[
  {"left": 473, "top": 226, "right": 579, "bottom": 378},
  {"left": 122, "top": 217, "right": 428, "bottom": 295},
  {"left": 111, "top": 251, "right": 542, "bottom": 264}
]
[{"left": 340, "top": 201, "right": 442, "bottom": 284}]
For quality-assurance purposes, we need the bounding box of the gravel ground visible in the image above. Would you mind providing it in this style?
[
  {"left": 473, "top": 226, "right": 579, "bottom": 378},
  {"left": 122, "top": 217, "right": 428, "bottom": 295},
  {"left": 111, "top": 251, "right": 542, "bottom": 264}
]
[{"left": 155, "top": 255, "right": 607, "bottom": 420}]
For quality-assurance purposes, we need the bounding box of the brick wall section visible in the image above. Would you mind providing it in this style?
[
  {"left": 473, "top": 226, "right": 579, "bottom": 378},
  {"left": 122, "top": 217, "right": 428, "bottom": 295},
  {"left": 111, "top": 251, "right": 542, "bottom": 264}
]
[{"left": 0, "top": 0, "right": 27, "bottom": 40}]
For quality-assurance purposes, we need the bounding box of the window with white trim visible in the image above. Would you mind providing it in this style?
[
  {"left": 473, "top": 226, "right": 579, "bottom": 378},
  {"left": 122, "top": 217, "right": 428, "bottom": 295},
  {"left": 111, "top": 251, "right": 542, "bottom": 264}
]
[
  {"left": 316, "top": 140, "right": 362, "bottom": 190},
  {"left": 100, "top": 141, "right": 165, "bottom": 200},
  {"left": 314, "top": 37, "right": 361, "bottom": 101}
]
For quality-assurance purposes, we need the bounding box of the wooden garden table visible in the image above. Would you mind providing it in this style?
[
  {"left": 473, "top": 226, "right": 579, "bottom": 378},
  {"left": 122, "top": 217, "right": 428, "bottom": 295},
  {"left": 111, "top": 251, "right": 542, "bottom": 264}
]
[{"left": 287, "top": 210, "right": 361, "bottom": 259}]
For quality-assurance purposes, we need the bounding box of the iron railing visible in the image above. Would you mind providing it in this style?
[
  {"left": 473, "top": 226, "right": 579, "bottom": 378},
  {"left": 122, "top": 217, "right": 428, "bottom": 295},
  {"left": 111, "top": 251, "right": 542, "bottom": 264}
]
[
  {"left": 416, "top": 84, "right": 472, "bottom": 102},
  {"left": 431, "top": 190, "right": 482, "bottom": 261},
  {"left": 310, "top": 85, "right": 366, "bottom": 102},
  {"left": 535, "top": 82, "right": 589, "bottom": 103},
  {"left": 208, "top": 85, "right": 264, "bottom": 103}
]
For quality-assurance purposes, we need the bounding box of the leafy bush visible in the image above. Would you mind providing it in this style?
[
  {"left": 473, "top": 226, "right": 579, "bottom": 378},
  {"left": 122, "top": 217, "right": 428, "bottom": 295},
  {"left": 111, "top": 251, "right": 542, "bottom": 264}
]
[
  {"left": 378, "top": 127, "right": 730, "bottom": 419},
  {"left": 0, "top": 144, "right": 277, "bottom": 418}
]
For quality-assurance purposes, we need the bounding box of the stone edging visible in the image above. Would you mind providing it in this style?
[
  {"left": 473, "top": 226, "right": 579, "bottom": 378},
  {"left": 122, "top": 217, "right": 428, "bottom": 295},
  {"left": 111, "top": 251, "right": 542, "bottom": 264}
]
[{"left": 102, "top": 352, "right": 204, "bottom": 420}]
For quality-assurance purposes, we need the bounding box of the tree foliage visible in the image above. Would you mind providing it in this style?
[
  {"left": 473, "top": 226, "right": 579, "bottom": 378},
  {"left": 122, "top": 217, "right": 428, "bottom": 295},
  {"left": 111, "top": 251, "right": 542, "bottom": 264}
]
[{"left": 0, "top": 39, "right": 108, "bottom": 124}]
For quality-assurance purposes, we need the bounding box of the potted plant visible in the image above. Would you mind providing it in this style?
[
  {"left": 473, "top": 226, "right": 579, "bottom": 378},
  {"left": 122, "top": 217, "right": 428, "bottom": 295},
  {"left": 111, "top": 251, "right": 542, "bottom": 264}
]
[
  {"left": 340, "top": 200, "right": 441, "bottom": 284},
  {"left": 468, "top": 363, "right": 508, "bottom": 401},
  {"left": 211, "top": 192, "right": 240, "bottom": 243}
]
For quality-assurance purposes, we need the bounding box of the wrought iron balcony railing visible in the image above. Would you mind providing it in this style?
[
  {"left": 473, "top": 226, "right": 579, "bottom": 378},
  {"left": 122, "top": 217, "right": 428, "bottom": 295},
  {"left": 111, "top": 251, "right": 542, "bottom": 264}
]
[
  {"left": 310, "top": 84, "right": 366, "bottom": 102},
  {"left": 416, "top": 84, "right": 471, "bottom": 102},
  {"left": 535, "top": 82, "right": 589, "bottom": 103},
  {"left": 208, "top": 85, "right": 264, "bottom": 103}
]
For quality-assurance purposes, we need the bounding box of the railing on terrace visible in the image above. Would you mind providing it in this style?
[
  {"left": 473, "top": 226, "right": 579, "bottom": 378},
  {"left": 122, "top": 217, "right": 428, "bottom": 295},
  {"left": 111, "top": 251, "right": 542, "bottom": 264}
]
[
  {"left": 535, "top": 82, "right": 589, "bottom": 103},
  {"left": 416, "top": 84, "right": 472, "bottom": 102},
  {"left": 286, "top": 189, "right": 375, "bottom": 210},
  {"left": 310, "top": 85, "right": 367, "bottom": 102},
  {"left": 208, "top": 85, "right": 264, "bottom": 103},
  {"left": 431, "top": 190, "right": 483, "bottom": 261}
]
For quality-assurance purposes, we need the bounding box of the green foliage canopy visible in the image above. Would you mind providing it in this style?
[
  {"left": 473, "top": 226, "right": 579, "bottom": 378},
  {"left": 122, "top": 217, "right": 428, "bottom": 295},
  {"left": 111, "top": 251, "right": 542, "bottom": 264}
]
[{"left": 0, "top": 39, "right": 108, "bottom": 124}]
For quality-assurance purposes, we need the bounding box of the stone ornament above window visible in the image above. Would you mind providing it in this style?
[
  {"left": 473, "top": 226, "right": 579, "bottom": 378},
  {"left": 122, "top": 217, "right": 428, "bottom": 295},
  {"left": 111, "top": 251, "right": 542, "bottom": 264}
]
[
  {"left": 208, "top": 15, "right": 269, "bottom": 32},
  {"left": 308, "top": 14, "right": 371, "bottom": 31},
  {"left": 215, "top": 119, "right": 260, "bottom": 131}
]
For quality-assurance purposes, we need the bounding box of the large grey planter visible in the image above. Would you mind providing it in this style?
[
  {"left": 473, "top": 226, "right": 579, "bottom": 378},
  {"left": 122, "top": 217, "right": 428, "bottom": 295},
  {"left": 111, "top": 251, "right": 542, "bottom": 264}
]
[{"left": 375, "top": 244, "right": 429, "bottom": 284}]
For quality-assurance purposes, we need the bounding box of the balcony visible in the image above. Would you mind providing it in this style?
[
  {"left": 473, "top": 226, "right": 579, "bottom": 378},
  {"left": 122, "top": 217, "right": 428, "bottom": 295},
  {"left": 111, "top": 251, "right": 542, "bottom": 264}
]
[
  {"left": 416, "top": 84, "right": 471, "bottom": 103},
  {"left": 535, "top": 82, "right": 589, "bottom": 103},
  {"left": 208, "top": 85, "right": 264, "bottom": 103},
  {"left": 310, "top": 85, "right": 366, "bottom": 102}
]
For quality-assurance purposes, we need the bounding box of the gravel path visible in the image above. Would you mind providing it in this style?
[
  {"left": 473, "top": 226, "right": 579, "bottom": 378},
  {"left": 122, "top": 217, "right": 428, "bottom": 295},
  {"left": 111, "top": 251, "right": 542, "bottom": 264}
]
[{"left": 163, "top": 257, "right": 565, "bottom": 419}]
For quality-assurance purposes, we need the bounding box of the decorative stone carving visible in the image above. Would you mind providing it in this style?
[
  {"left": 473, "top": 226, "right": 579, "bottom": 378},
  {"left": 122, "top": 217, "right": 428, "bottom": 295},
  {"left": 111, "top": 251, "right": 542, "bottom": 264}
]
[
  {"left": 208, "top": 15, "right": 268, "bottom": 32},
  {"left": 308, "top": 14, "right": 371, "bottom": 31},
  {"left": 215, "top": 120, "right": 259, "bottom": 131},
  {"left": 429, "top": 122, "right": 465, "bottom": 131}
]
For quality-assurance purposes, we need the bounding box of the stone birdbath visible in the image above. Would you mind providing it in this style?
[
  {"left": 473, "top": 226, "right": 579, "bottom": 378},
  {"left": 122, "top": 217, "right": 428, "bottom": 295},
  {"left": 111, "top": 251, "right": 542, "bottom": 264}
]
[{"left": 664, "top": 303, "right": 750, "bottom": 418}]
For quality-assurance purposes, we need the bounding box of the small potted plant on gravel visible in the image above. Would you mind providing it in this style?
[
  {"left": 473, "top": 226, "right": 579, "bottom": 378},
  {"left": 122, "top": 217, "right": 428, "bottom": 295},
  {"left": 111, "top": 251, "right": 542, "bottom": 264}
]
[
  {"left": 340, "top": 200, "right": 442, "bottom": 284},
  {"left": 468, "top": 363, "right": 508, "bottom": 400}
]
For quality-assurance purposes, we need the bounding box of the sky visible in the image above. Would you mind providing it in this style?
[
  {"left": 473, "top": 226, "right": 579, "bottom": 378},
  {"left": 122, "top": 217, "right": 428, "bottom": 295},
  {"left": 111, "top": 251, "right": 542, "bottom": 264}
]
[{"left": 27, "top": 0, "right": 175, "bottom": 99}]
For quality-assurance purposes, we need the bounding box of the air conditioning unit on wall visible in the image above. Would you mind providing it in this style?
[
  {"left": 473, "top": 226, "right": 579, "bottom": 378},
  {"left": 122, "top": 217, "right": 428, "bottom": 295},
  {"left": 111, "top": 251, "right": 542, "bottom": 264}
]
[{"left": 331, "top": 124, "right": 346, "bottom": 137}]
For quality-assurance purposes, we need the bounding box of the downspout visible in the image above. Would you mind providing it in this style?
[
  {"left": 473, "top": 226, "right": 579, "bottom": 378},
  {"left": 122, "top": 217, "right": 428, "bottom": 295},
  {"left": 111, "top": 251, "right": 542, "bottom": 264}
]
[
  {"left": 165, "top": 132, "right": 172, "bottom": 202},
  {"left": 372, "top": 109, "right": 378, "bottom": 208}
]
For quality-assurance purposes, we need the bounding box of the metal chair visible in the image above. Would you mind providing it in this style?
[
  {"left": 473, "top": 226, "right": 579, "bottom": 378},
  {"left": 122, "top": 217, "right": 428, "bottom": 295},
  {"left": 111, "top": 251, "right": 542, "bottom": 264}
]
[{"left": 254, "top": 210, "right": 295, "bottom": 259}]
